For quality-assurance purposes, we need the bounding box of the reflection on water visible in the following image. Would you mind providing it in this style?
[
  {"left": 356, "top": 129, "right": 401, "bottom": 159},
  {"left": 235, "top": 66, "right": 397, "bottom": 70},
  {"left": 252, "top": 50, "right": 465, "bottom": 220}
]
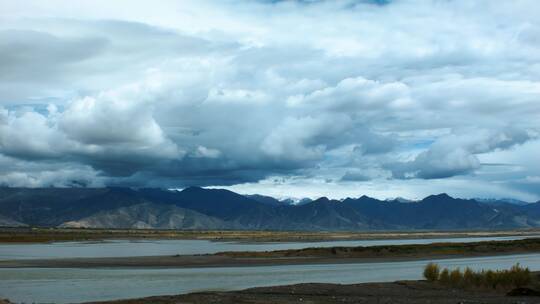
[
  {"left": 1, "top": 253, "right": 540, "bottom": 303},
  {"left": 0, "top": 235, "right": 535, "bottom": 260}
]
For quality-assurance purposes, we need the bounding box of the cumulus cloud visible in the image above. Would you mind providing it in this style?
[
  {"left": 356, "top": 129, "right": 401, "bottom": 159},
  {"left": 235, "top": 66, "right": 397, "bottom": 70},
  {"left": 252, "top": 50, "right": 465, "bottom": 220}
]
[
  {"left": 0, "top": 106, "right": 82, "bottom": 160},
  {"left": 0, "top": 0, "right": 539, "bottom": 199},
  {"left": 0, "top": 77, "right": 184, "bottom": 176},
  {"left": 0, "top": 154, "right": 105, "bottom": 188},
  {"left": 287, "top": 77, "right": 412, "bottom": 113},
  {"left": 389, "top": 128, "right": 533, "bottom": 179}
]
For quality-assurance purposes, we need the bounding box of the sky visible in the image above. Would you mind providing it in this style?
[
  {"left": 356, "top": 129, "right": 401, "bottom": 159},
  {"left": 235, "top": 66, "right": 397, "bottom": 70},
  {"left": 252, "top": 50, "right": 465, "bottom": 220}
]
[{"left": 0, "top": 0, "right": 539, "bottom": 201}]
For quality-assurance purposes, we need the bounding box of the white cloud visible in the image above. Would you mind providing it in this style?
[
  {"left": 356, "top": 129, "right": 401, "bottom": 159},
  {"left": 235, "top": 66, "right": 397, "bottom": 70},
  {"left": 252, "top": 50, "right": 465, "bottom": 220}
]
[
  {"left": 193, "top": 146, "right": 222, "bottom": 159},
  {"left": 0, "top": 0, "right": 539, "bottom": 199},
  {"left": 390, "top": 128, "right": 532, "bottom": 179}
]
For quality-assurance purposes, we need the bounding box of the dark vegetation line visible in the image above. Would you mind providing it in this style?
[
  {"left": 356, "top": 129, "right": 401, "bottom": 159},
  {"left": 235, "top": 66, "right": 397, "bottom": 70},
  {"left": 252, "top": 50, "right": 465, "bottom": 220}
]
[
  {"left": 2, "top": 227, "right": 538, "bottom": 243},
  {"left": 216, "top": 238, "right": 540, "bottom": 259}
]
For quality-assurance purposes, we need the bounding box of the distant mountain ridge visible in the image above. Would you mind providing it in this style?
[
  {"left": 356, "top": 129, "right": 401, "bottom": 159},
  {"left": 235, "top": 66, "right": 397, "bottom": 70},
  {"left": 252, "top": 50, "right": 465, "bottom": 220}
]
[
  {"left": 474, "top": 198, "right": 530, "bottom": 206},
  {"left": 0, "top": 187, "right": 539, "bottom": 230}
]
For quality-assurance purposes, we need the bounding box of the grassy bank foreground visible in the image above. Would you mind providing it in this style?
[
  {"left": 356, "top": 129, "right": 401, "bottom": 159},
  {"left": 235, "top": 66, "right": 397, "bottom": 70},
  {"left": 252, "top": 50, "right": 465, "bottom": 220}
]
[{"left": 2, "top": 227, "right": 540, "bottom": 243}]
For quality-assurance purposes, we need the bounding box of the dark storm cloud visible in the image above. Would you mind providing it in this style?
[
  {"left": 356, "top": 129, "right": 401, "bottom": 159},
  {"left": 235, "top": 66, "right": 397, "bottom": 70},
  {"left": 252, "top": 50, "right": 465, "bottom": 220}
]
[{"left": 340, "top": 170, "right": 372, "bottom": 182}]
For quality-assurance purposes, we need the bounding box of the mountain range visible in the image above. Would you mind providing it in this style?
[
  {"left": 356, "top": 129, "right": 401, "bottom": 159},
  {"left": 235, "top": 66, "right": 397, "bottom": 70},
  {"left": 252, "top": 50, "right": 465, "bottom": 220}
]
[{"left": 1, "top": 187, "right": 539, "bottom": 230}]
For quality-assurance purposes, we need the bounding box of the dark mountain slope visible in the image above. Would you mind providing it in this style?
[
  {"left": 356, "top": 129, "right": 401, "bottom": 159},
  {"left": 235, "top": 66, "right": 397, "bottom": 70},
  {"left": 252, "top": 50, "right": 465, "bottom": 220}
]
[
  {"left": 0, "top": 214, "right": 27, "bottom": 227},
  {"left": 343, "top": 193, "right": 527, "bottom": 229},
  {"left": 274, "top": 197, "right": 371, "bottom": 230},
  {"left": 245, "top": 194, "right": 284, "bottom": 206},
  {"left": 61, "top": 203, "right": 234, "bottom": 230},
  {"left": 520, "top": 201, "right": 540, "bottom": 217},
  {"left": 342, "top": 195, "right": 412, "bottom": 228},
  {"left": 0, "top": 187, "right": 148, "bottom": 226},
  {"left": 167, "top": 187, "right": 278, "bottom": 228},
  {"left": 1, "top": 187, "right": 539, "bottom": 230}
]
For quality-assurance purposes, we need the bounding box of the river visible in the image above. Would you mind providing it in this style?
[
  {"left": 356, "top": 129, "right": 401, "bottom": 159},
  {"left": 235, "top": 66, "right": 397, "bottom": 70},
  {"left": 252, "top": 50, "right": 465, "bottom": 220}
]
[
  {"left": 0, "top": 235, "right": 534, "bottom": 260},
  {"left": 0, "top": 235, "right": 538, "bottom": 303}
]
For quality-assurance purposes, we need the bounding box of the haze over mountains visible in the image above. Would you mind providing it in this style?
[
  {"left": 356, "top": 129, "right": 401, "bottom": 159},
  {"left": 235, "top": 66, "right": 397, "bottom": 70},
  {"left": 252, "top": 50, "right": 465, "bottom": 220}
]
[{"left": 1, "top": 187, "right": 539, "bottom": 230}]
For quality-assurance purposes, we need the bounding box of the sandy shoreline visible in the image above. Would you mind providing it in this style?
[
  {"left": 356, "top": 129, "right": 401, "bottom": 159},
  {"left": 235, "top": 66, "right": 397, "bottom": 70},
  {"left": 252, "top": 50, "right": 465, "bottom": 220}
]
[{"left": 84, "top": 280, "right": 540, "bottom": 304}]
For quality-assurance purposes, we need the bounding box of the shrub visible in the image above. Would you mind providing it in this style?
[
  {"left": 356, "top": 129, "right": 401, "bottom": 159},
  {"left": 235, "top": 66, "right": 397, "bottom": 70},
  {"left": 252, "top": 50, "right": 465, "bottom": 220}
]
[
  {"left": 484, "top": 270, "right": 498, "bottom": 289},
  {"left": 471, "top": 271, "right": 484, "bottom": 287},
  {"left": 439, "top": 268, "right": 450, "bottom": 284},
  {"left": 509, "top": 263, "right": 531, "bottom": 288},
  {"left": 449, "top": 268, "right": 463, "bottom": 287},
  {"left": 431, "top": 263, "right": 532, "bottom": 290},
  {"left": 463, "top": 267, "right": 474, "bottom": 286},
  {"left": 423, "top": 262, "right": 440, "bottom": 282}
]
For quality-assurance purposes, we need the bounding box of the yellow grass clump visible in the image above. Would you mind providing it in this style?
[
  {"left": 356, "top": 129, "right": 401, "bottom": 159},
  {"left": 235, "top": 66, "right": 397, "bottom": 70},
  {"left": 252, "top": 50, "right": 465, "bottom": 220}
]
[{"left": 423, "top": 263, "right": 532, "bottom": 290}]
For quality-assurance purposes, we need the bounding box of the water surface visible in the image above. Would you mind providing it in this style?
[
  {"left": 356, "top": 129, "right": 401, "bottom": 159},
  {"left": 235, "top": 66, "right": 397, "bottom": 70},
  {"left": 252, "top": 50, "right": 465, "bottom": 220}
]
[
  {"left": 1, "top": 235, "right": 537, "bottom": 303},
  {"left": 0, "top": 235, "right": 534, "bottom": 260},
  {"left": 1, "top": 253, "right": 539, "bottom": 303}
]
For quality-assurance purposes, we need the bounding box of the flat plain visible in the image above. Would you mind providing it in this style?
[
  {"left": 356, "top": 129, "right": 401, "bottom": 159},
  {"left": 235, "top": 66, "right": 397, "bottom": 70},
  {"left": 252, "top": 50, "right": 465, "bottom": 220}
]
[{"left": 2, "top": 227, "right": 540, "bottom": 243}]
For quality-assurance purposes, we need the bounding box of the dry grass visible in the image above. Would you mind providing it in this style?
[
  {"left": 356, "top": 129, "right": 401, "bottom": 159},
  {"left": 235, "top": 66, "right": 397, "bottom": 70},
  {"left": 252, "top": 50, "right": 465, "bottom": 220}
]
[
  {"left": 424, "top": 263, "right": 533, "bottom": 290},
  {"left": 423, "top": 262, "right": 440, "bottom": 281}
]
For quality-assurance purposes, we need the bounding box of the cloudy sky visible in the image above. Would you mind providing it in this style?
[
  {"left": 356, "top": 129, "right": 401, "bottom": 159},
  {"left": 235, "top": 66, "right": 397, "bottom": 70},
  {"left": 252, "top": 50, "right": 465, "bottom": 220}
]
[{"left": 1, "top": 0, "right": 539, "bottom": 201}]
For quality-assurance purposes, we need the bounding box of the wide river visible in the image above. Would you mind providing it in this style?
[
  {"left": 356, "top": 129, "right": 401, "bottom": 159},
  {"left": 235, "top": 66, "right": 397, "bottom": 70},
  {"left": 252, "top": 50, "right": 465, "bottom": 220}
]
[
  {"left": 0, "top": 235, "right": 535, "bottom": 260},
  {"left": 1, "top": 235, "right": 539, "bottom": 303}
]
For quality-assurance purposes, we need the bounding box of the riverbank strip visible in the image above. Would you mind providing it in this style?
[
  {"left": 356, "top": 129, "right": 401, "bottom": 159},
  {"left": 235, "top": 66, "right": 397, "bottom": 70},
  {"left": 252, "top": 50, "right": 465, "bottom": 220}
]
[{"left": 2, "top": 227, "right": 540, "bottom": 243}]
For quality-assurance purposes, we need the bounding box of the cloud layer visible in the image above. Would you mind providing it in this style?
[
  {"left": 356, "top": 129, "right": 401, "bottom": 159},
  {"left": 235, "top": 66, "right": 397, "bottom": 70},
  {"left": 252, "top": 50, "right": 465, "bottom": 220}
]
[{"left": 0, "top": 0, "right": 539, "bottom": 200}]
